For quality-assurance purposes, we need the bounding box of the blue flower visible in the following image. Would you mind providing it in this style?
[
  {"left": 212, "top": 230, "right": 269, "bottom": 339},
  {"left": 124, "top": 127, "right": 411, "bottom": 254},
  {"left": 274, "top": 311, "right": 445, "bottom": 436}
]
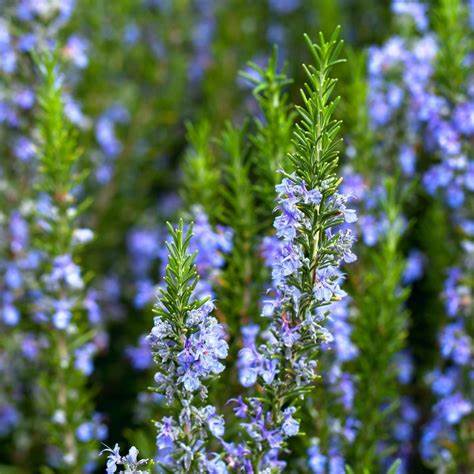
[
  {"left": 0, "top": 404, "right": 19, "bottom": 436},
  {"left": 453, "top": 101, "right": 474, "bottom": 135},
  {"left": 403, "top": 250, "right": 425, "bottom": 284},
  {"left": 399, "top": 145, "right": 416, "bottom": 176},
  {"left": 439, "top": 322, "right": 471, "bottom": 365},
  {"left": 63, "top": 35, "right": 89, "bottom": 69},
  {"left": 435, "top": 393, "right": 472, "bottom": 425},
  {"left": 268, "top": 0, "right": 301, "bottom": 14},
  {"left": 428, "top": 368, "right": 458, "bottom": 397},
  {"left": 46, "top": 254, "right": 84, "bottom": 291},
  {"left": 308, "top": 441, "right": 327, "bottom": 473},
  {"left": 281, "top": 407, "right": 299, "bottom": 436},
  {"left": 52, "top": 299, "right": 74, "bottom": 330},
  {"left": 392, "top": 0, "right": 428, "bottom": 32},
  {"left": 204, "top": 406, "right": 226, "bottom": 438},
  {"left": 74, "top": 343, "right": 97, "bottom": 376},
  {"left": 100, "top": 444, "right": 149, "bottom": 474},
  {"left": 126, "top": 335, "right": 153, "bottom": 371}
]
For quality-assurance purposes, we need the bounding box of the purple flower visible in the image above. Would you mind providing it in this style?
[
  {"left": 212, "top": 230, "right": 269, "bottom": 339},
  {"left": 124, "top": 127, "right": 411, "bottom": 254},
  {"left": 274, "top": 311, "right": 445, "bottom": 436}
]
[
  {"left": 75, "top": 343, "right": 97, "bottom": 375},
  {"left": 281, "top": 407, "right": 299, "bottom": 436},
  {"left": 150, "top": 299, "right": 228, "bottom": 398},
  {"left": 337, "top": 373, "right": 356, "bottom": 410},
  {"left": 95, "top": 106, "right": 128, "bottom": 159},
  {"left": 445, "top": 185, "right": 464, "bottom": 208},
  {"left": 268, "top": 0, "right": 300, "bottom": 14},
  {"left": 5, "top": 264, "right": 22, "bottom": 290},
  {"left": 403, "top": 250, "right": 425, "bottom": 284},
  {"left": 134, "top": 279, "right": 156, "bottom": 308},
  {"left": 392, "top": 0, "right": 428, "bottom": 31},
  {"left": 423, "top": 164, "right": 452, "bottom": 195},
  {"left": 238, "top": 346, "right": 261, "bottom": 387},
  {"left": 126, "top": 335, "right": 153, "bottom": 371},
  {"left": 359, "top": 215, "right": 381, "bottom": 246},
  {"left": 204, "top": 406, "right": 225, "bottom": 438},
  {"left": 428, "top": 368, "right": 458, "bottom": 397},
  {"left": 443, "top": 267, "right": 464, "bottom": 316},
  {"left": 399, "top": 145, "right": 416, "bottom": 176},
  {"left": 395, "top": 351, "right": 414, "bottom": 384},
  {"left": 190, "top": 206, "right": 233, "bottom": 277},
  {"left": 439, "top": 322, "right": 472, "bottom": 365},
  {"left": 369, "top": 93, "right": 392, "bottom": 126},
  {"left": 46, "top": 255, "right": 84, "bottom": 290},
  {"left": 21, "top": 334, "right": 40, "bottom": 360},
  {"left": 100, "top": 444, "right": 148, "bottom": 474},
  {"left": 13, "top": 136, "right": 36, "bottom": 161},
  {"left": 341, "top": 172, "right": 366, "bottom": 200},
  {"left": 314, "top": 267, "right": 346, "bottom": 303},
  {"left": 308, "top": 442, "right": 327, "bottom": 473},
  {"left": 63, "top": 35, "right": 89, "bottom": 69},
  {"left": 76, "top": 414, "right": 107, "bottom": 443},
  {"left": 9, "top": 212, "right": 29, "bottom": 253},
  {"left": 84, "top": 290, "right": 101, "bottom": 324},
  {"left": 437, "top": 122, "right": 461, "bottom": 156},
  {"left": 52, "top": 299, "right": 74, "bottom": 330},
  {"left": 229, "top": 396, "right": 249, "bottom": 419},
  {"left": 435, "top": 393, "right": 472, "bottom": 425},
  {"left": 0, "top": 405, "right": 19, "bottom": 436},
  {"left": 453, "top": 101, "right": 474, "bottom": 135}
]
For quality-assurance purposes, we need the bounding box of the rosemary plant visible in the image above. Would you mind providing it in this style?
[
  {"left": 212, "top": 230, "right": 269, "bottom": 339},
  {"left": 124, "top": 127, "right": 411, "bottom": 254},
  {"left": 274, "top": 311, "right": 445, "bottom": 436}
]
[{"left": 34, "top": 52, "right": 102, "bottom": 472}]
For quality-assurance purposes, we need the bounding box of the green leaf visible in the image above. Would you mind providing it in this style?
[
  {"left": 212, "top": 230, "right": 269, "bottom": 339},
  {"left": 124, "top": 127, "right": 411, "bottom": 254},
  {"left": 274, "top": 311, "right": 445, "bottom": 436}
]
[{"left": 387, "top": 459, "right": 402, "bottom": 474}]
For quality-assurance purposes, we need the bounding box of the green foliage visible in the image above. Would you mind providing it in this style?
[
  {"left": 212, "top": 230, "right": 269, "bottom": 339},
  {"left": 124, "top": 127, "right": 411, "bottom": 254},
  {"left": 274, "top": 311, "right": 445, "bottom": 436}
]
[
  {"left": 387, "top": 459, "right": 402, "bottom": 474},
  {"left": 344, "top": 461, "right": 403, "bottom": 474},
  {"left": 314, "top": 0, "right": 343, "bottom": 36},
  {"left": 242, "top": 50, "right": 295, "bottom": 228},
  {"left": 433, "top": 0, "right": 472, "bottom": 98},
  {"left": 218, "top": 123, "right": 262, "bottom": 336},
  {"left": 290, "top": 27, "right": 345, "bottom": 191},
  {"left": 33, "top": 52, "right": 96, "bottom": 473},
  {"left": 284, "top": 28, "right": 346, "bottom": 322},
  {"left": 407, "top": 198, "right": 453, "bottom": 371},
  {"left": 35, "top": 51, "right": 90, "bottom": 257},
  {"left": 36, "top": 51, "right": 84, "bottom": 201},
  {"left": 350, "top": 179, "right": 409, "bottom": 471},
  {"left": 181, "top": 120, "right": 222, "bottom": 221},
  {"left": 74, "top": 0, "right": 196, "bottom": 277},
  {"left": 153, "top": 220, "right": 202, "bottom": 331},
  {"left": 343, "top": 49, "right": 375, "bottom": 174},
  {"left": 259, "top": 27, "right": 349, "bottom": 457}
]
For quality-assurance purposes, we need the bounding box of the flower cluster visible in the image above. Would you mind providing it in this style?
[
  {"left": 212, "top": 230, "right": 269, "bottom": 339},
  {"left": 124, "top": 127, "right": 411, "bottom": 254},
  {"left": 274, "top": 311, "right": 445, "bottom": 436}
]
[
  {"left": 0, "top": 1, "right": 89, "bottom": 449},
  {"left": 147, "top": 222, "right": 229, "bottom": 471},
  {"left": 127, "top": 205, "right": 232, "bottom": 310},
  {"left": 234, "top": 173, "right": 357, "bottom": 470},
  {"left": 150, "top": 300, "right": 228, "bottom": 400},
  {"left": 368, "top": 7, "right": 473, "bottom": 209},
  {"left": 223, "top": 397, "right": 299, "bottom": 472},
  {"left": 364, "top": 3, "right": 473, "bottom": 469},
  {"left": 230, "top": 31, "right": 358, "bottom": 471},
  {"left": 101, "top": 445, "right": 149, "bottom": 474},
  {"left": 0, "top": 0, "right": 89, "bottom": 168},
  {"left": 126, "top": 206, "right": 232, "bottom": 372},
  {"left": 94, "top": 105, "right": 129, "bottom": 184},
  {"left": 307, "top": 328, "right": 360, "bottom": 472},
  {"left": 422, "top": 249, "right": 473, "bottom": 468},
  {"left": 23, "top": 52, "right": 105, "bottom": 471}
]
